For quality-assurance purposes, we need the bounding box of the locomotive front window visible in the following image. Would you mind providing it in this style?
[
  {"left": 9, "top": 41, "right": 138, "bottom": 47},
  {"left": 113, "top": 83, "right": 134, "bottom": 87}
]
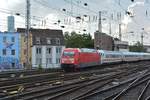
[{"left": 63, "top": 51, "right": 75, "bottom": 57}]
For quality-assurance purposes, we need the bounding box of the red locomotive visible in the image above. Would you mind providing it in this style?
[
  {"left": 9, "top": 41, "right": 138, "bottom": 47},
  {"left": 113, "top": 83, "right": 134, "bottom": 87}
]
[
  {"left": 61, "top": 48, "right": 150, "bottom": 72},
  {"left": 61, "top": 48, "right": 100, "bottom": 71}
]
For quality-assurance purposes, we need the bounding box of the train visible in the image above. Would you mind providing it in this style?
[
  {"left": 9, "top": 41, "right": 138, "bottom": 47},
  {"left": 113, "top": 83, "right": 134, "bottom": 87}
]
[{"left": 61, "top": 48, "right": 150, "bottom": 71}]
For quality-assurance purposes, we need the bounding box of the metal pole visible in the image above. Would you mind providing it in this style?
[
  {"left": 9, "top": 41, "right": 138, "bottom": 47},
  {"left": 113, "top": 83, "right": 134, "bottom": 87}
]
[
  {"left": 98, "top": 11, "right": 102, "bottom": 49},
  {"left": 98, "top": 11, "right": 102, "bottom": 32},
  {"left": 71, "top": 0, "right": 73, "bottom": 16},
  {"left": 109, "top": 14, "right": 113, "bottom": 35},
  {"left": 119, "top": 23, "right": 122, "bottom": 40},
  {"left": 109, "top": 20, "right": 112, "bottom": 35},
  {"left": 141, "top": 32, "right": 144, "bottom": 46},
  {"left": 118, "top": 12, "right": 122, "bottom": 41},
  {"left": 26, "top": 0, "right": 31, "bottom": 69},
  {"left": 141, "top": 28, "right": 144, "bottom": 46}
]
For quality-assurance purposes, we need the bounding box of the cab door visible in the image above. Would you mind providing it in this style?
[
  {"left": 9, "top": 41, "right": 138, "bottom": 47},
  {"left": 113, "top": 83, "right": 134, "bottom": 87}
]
[{"left": 74, "top": 52, "right": 80, "bottom": 65}]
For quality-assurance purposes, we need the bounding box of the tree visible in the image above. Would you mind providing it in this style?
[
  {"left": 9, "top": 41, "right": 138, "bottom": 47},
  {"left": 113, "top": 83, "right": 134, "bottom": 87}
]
[
  {"left": 64, "top": 31, "right": 94, "bottom": 48},
  {"left": 129, "top": 41, "right": 146, "bottom": 52}
]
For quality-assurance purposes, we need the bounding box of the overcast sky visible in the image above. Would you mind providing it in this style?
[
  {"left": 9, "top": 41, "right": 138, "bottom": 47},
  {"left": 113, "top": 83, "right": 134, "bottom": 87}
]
[{"left": 0, "top": 0, "right": 150, "bottom": 45}]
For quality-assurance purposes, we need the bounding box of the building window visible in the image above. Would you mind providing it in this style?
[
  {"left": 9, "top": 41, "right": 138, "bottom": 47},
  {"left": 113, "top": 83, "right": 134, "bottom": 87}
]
[
  {"left": 11, "top": 37, "right": 15, "bottom": 42},
  {"left": 24, "top": 37, "right": 26, "bottom": 42},
  {"left": 3, "top": 36, "right": 7, "bottom": 42},
  {"left": 46, "top": 48, "right": 51, "bottom": 54},
  {"left": 24, "top": 49, "right": 26, "bottom": 55},
  {"left": 56, "top": 38, "right": 60, "bottom": 45},
  {"left": 36, "top": 37, "right": 41, "bottom": 44},
  {"left": 36, "top": 58, "right": 42, "bottom": 65},
  {"left": 12, "top": 63, "right": 15, "bottom": 68},
  {"left": 56, "top": 58, "right": 60, "bottom": 64},
  {"left": 2, "top": 49, "right": 6, "bottom": 55},
  {"left": 11, "top": 49, "right": 15, "bottom": 55},
  {"left": 36, "top": 47, "right": 42, "bottom": 54},
  {"left": 46, "top": 58, "right": 52, "bottom": 64},
  {"left": 56, "top": 47, "right": 61, "bottom": 54},
  {"left": 47, "top": 38, "right": 52, "bottom": 44}
]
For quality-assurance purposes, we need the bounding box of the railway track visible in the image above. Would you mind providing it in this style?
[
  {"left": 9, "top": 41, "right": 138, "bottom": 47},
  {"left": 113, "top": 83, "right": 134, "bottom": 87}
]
[
  {"left": 1, "top": 61, "right": 150, "bottom": 100},
  {"left": 138, "top": 80, "right": 150, "bottom": 100},
  {"left": 77, "top": 69, "right": 150, "bottom": 100},
  {"left": 0, "top": 72, "right": 124, "bottom": 100},
  {"left": 47, "top": 68, "right": 149, "bottom": 100},
  {"left": 0, "top": 62, "right": 137, "bottom": 92},
  {"left": 0, "top": 61, "right": 148, "bottom": 81},
  {"left": 110, "top": 72, "right": 150, "bottom": 100},
  {"left": 0, "top": 69, "right": 61, "bottom": 80},
  {"left": 0, "top": 61, "right": 144, "bottom": 82},
  {"left": 0, "top": 61, "right": 148, "bottom": 90}
]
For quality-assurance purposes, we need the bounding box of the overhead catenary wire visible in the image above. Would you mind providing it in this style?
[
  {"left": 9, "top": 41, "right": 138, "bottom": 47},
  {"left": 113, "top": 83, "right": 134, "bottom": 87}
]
[
  {"left": 0, "top": 8, "right": 61, "bottom": 28},
  {"left": 1, "top": 0, "right": 146, "bottom": 35},
  {"left": 114, "top": 0, "right": 143, "bottom": 27},
  {"left": 0, "top": 0, "right": 118, "bottom": 33},
  {"left": 33, "top": 0, "right": 93, "bottom": 32},
  {"left": 0, "top": 6, "right": 88, "bottom": 32},
  {"left": 63, "top": 0, "right": 119, "bottom": 22}
]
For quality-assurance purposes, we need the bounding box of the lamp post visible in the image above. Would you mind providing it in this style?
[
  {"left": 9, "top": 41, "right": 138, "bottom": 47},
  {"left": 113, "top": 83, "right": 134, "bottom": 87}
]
[
  {"left": 141, "top": 28, "right": 144, "bottom": 46},
  {"left": 98, "top": 11, "right": 106, "bottom": 49},
  {"left": 26, "top": 0, "right": 31, "bottom": 69}
]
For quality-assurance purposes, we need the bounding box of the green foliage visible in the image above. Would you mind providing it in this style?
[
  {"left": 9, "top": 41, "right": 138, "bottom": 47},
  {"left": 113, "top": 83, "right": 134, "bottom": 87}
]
[
  {"left": 64, "top": 31, "right": 94, "bottom": 48},
  {"left": 129, "top": 41, "right": 146, "bottom": 52},
  {"left": 38, "top": 64, "right": 42, "bottom": 70}
]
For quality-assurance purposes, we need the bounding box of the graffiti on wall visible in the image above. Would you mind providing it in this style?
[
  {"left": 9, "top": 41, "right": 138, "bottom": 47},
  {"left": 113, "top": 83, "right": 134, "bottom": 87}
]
[
  {"left": 3, "top": 40, "right": 14, "bottom": 49},
  {"left": 0, "top": 57, "right": 22, "bottom": 70}
]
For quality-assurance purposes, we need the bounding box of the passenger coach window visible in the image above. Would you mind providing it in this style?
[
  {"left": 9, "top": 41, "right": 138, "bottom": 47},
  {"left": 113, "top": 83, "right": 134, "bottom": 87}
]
[{"left": 63, "top": 52, "right": 75, "bottom": 57}]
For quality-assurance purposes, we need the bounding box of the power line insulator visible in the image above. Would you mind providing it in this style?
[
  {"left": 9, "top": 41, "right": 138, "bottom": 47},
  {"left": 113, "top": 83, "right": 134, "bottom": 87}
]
[
  {"left": 61, "top": 26, "right": 65, "bottom": 28},
  {"left": 76, "top": 20, "right": 80, "bottom": 23},
  {"left": 76, "top": 16, "right": 81, "bottom": 20},
  {"left": 102, "top": 18, "right": 106, "bottom": 20},
  {"left": 125, "top": 11, "right": 131, "bottom": 15},
  {"left": 84, "top": 3, "right": 88, "bottom": 6},
  {"left": 83, "top": 29, "right": 86, "bottom": 31},
  {"left": 83, "top": 15, "right": 87, "bottom": 17},
  {"left": 58, "top": 20, "right": 61, "bottom": 23},
  {"left": 62, "top": 8, "right": 66, "bottom": 11},
  {"left": 15, "top": 13, "right": 20, "bottom": 16}
]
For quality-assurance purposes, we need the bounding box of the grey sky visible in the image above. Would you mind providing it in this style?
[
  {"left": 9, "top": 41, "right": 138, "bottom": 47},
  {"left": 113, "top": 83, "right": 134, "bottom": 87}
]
[{"left": 0, "top": 0, "right": 150, "bottom": 45}]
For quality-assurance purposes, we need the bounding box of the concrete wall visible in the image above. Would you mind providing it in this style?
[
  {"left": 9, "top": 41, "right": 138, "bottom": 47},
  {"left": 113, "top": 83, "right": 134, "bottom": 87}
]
[
  {"left": 32, "top": 46, "right": 65, "bottom": 68},
  {"left": 20, "top": 33, "right": 32, "bottom": 69},
  {"left": 0, "top": 32, "right": 21, "bottom": 70},
  {"left": 114, "top": 40, "right": 129, "bottom": 51},
  {"left": 94, "top": 31, "right": 113, "bottom": 50}
]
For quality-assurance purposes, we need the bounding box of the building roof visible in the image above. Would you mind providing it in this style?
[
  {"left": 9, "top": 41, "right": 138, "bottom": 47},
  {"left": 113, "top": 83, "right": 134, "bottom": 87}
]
[
  {"left": 17, "top": 28, "right": 62, "bottom": 35},
  {"left": 0, "top": 32, "right": 19, "bottom": 35},
  {"left": 143, "top": 45, "right": 150, "bottom": 48},
  {"left": 94, "top": 31, "right": 112, "bottom": 38},
  {"left": 17, "top": 28, "right": 65, "bottom": 46}
]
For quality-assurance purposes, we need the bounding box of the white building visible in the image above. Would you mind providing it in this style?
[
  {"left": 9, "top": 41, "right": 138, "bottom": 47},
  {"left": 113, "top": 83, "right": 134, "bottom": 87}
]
[
  {"left": 7, "top": 16, "right": 15, "bottom": 32},
  {"left": 31, "top": 29, "right": 65, "bottom": 68},
  {"left": 114, "top": 40, "right": 129, "bottom": 52},
  {"left": 144, "top": 45, "right": 150, "bottom": 53}
]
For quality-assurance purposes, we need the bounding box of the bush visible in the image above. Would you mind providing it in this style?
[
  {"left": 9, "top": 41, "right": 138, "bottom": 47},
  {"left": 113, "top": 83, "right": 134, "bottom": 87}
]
[{"left": 38, "top": 64, "right": 42, "bottom": 70}]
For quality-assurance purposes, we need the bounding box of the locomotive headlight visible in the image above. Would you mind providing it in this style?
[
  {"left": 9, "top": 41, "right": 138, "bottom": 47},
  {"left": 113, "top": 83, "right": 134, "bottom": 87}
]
[
  {"left": 61, "top": 58, "right": 74, "bottom": 63},
  {"left": 61, "top": 60, "right": 64, "bottom": 63},
  {"left": 69, "top": 58, "right": 74, "bottom": 63},
  {"left": 61, "top": 58, "right": 66, "bottom": 63}
]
